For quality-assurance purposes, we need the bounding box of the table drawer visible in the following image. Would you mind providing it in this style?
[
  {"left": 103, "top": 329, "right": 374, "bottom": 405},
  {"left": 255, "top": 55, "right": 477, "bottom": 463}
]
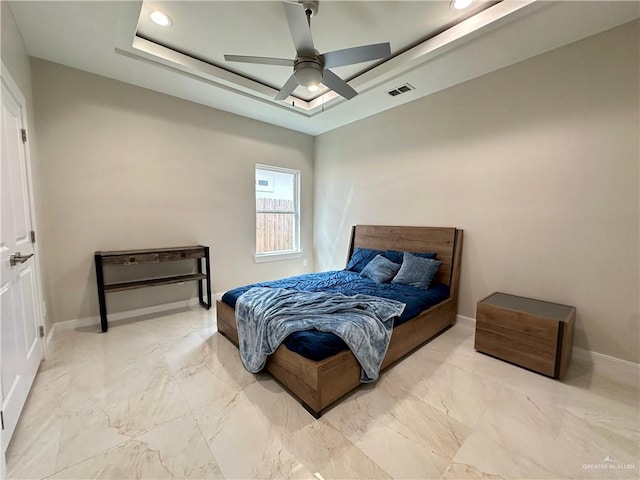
[
  {"left": 159, "top": 248, "right": 205, "bottom": 262},
  {"left": 102, "top": 253, "right": 160, "bottom": 265}
]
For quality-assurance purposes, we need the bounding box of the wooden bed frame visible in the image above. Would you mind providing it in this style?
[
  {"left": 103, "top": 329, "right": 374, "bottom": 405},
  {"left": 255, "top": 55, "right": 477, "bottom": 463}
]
[{"left": 216, "top": 225, "right": 463, "bottom": 417}]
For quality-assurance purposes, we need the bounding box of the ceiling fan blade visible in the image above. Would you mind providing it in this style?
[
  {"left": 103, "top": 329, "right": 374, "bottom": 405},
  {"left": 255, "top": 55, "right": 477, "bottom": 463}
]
[
  {"left": 275, "top": 74, "right": 299, "bottom": 101},
  {"left": 224, "top": 55, "right": 295, "bottom": 67},
  {"left": 323, "top": 42, "right": 391, "bottom": 69},
  {"left": 283, "top": 1, "right": 315, "bottom": 54},
  {"left": 321, "top": 69, "right": 357, "bottom": 100}
]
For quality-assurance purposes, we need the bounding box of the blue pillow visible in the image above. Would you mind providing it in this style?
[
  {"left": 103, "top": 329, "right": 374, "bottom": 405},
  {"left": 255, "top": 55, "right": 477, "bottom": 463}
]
[
  {"left": 383, "top": 249, "right": 437, "bottom": 264},
  {"left": 392, "top": 252, "right": 442, "bottom": 289},
  {"left": 360, "top": 255, "right": 401, "bottom": 284},
  {"left": 347, "top": 248, "right": 385, "bottom": 273}
]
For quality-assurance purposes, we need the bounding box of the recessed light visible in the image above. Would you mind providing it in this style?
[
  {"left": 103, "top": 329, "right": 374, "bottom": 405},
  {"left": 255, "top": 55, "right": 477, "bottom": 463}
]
[
  {"left": 451, "top": 0, "right": 474, "bottom": 10},
  {"left": 307, "top": 85, "right": 320, "bottom": 92},
  {"left": 150, "top": 11, "right": 172, "bottom": 27}
]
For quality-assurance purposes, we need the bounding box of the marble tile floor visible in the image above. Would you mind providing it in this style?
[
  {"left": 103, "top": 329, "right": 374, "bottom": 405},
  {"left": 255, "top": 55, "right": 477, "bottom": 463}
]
[{"left": 5, "top": 306, "right": 639, "bottom": 479}]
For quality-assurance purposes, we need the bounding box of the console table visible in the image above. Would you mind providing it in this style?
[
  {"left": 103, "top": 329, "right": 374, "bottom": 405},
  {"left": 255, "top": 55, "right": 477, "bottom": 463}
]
[
  {"left": 94, "top": 245, "right": 211, "bottom": 332},
  {"left": 475, "top": 292, "right": 576, "bottom": 380}
]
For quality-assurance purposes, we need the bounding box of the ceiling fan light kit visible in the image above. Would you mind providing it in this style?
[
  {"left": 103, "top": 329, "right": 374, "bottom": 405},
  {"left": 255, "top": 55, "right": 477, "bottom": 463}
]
[
  {"left": 223, "top": 1, "right": 391, "bottom": 102},
  {"left": 293, "top": 56, "right": 323, "bottom": 89}
]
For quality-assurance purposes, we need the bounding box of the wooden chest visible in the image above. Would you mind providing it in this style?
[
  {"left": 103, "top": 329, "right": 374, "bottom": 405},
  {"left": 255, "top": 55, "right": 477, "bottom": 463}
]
[{"left": 475, "top": 292, "right": 576, "bottom": 380}]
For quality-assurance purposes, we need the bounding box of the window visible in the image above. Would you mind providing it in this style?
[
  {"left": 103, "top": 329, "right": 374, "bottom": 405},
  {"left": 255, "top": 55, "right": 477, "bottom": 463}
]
[{"left": 255, "top": 165, "right": 300, "bottom": 257}]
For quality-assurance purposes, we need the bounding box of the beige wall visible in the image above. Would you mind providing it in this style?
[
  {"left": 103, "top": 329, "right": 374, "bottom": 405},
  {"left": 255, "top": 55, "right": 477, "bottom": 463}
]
[
  {"left": 314, "top": 21, "right": 640, "bottom": 363},
  {"left": 31, "top": 59, "right": 314, "bottom": 325}
]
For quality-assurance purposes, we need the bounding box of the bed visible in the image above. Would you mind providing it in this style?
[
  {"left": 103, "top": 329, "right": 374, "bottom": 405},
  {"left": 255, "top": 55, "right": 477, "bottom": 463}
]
[{"left": 216, "top": 225, "right": 463, "bottom": 416}]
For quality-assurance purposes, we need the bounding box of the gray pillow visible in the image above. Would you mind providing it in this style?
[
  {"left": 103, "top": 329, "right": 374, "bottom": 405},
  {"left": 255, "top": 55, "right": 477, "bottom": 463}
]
[
  {"left": 360, "top": 254, "right": 401, "bottom": 284},
  {"left": 392, "top": 252, "right": 442, "bottom": 289}
]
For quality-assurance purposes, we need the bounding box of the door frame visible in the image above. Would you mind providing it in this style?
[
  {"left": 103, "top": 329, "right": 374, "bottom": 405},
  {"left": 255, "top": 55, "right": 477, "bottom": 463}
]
[{"left": 1, "top": 62, "right": 46, "bottom": 452}]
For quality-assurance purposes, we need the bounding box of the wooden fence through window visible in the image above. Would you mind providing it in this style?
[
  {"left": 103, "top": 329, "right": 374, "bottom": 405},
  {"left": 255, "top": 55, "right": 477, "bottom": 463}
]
[{"left": 256, "top": 198, "right": 296, "bottom": 253}]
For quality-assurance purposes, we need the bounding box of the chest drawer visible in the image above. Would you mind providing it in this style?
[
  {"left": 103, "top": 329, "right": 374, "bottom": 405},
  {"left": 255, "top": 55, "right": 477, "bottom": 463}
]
[{"left": 476, "top": 302, "right": 560, "bottom": 340}]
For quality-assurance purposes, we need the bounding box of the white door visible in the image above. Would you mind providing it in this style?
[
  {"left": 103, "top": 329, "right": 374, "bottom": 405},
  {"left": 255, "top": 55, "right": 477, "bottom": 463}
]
[{"left": 0, "top": 67, "right": 43, "bottom": 453}]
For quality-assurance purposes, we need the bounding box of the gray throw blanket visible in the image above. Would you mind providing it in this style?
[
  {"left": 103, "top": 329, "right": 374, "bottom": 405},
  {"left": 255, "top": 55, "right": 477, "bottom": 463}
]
[{"left": 235, "top": 287, "right": 405, "bottom": 382}]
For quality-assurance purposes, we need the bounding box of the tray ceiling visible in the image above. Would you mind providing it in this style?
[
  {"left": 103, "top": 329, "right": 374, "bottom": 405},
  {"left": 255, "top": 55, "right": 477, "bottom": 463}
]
[{"left": 8, "top": 1, "right": 640, "bottom": 135}]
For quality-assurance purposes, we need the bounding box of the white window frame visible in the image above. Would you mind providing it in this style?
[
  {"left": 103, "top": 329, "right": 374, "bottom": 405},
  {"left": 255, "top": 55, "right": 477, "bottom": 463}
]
[{"left": 254, "top": 164, "right": 301, "bottom": 262}]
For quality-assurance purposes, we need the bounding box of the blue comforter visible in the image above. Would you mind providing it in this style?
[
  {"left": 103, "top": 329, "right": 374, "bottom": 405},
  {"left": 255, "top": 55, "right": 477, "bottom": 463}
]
[
  {"left": 236, "top": 287, "right": 405, "bottom": 382},
  {"left": 222, "top": 270, "right": 449, "bottom": 361}
]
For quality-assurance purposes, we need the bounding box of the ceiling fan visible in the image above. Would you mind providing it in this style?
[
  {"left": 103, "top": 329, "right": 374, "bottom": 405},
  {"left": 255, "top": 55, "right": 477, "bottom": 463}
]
[{"left": 223, "top": 1, "right": 391, "bottom": 101}]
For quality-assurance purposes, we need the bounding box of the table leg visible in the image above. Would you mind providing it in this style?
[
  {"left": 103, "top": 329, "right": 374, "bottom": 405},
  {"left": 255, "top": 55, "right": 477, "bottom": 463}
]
[{"left": 94, "top": 254, "right": 108, "bottom": 332}]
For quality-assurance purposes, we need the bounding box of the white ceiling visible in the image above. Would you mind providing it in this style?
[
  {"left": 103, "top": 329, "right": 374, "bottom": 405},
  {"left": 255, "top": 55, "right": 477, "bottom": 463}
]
[
  {"left": 8, "top": 1, "right": 640, "bottom": 136},
  {"left": 135, "top": 1, "right": 497, "bottom": 101}
]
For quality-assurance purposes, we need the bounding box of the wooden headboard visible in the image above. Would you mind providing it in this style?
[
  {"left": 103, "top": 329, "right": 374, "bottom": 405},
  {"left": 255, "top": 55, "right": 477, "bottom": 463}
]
[{"left": 346, "top": 225, "right": 463, "bottom": 299}]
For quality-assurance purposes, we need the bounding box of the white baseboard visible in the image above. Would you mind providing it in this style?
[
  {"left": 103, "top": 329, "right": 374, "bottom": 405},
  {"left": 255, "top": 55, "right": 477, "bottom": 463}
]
[
  {"left": 48, "top": 297, "right": 202, "bottom": 335},
  {"left": 452, "top": 314, "right": 639, "bottom": 377},
  {"left": 572, "top": 347, "right": 639, "bottom": 378},
  {"left": 455, "top": 314, "right": 475, "bottom": 328},
  {"left": 45, "top": 323, "right": 55, "bottom": 349}
]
